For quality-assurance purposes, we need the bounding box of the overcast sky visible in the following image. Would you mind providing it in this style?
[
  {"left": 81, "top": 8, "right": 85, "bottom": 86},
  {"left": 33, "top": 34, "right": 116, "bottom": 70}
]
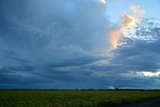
[{"left": 0, "top": 0, "right": 160, "bottom": 89}]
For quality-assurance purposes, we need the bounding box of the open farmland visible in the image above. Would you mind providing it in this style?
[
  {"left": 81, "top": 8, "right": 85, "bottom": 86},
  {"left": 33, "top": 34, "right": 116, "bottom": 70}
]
[{"left": 0, "top": 90, "right": 160, "bottom": 107}]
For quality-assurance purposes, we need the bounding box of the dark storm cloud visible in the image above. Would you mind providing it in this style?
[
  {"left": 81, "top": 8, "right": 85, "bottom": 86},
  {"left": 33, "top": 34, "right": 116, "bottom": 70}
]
[
  {"left": 111, "top": 40, "right": 160, "bottom": 71},
  {"left": 0, "top": 0, "right": 109, "bottom": 62},
  {"left": 0, "top": 0, "right": 160, "bottom": 89},
  {"left": 0, "top": 0, "right": 111, "bottom": 89}
]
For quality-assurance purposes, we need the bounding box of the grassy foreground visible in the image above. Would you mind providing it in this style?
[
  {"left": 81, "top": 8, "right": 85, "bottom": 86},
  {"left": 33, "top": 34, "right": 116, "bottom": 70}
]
[{"left": 0, "top": 90, "right": 160, "bottom": 107}]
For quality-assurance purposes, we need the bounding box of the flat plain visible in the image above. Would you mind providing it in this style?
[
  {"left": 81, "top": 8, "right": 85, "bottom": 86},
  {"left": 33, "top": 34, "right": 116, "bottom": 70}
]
[{"left": 0, "top": 90, "right": 160, "bottom": 107}]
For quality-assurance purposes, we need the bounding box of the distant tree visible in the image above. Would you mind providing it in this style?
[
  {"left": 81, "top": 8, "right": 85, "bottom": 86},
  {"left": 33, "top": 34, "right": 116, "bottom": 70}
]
[{"left": 115, "top": 88, "right": 119, "bottom": 90}]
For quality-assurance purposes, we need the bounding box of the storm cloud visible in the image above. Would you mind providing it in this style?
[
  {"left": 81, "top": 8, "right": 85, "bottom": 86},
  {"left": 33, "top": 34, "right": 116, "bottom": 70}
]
[{"left": 0, "top": 0, "right": 160, "bottom": 89}]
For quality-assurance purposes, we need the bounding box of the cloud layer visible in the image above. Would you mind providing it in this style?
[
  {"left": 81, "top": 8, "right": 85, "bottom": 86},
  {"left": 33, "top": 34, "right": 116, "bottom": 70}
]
[{"left": 0, "top": 0, "right": 160, "bottom": 89}]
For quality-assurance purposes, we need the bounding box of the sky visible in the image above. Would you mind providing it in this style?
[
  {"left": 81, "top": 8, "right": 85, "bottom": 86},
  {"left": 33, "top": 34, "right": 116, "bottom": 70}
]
[{"left": 0, "top": 0, "right": 160, "bottom": 89}]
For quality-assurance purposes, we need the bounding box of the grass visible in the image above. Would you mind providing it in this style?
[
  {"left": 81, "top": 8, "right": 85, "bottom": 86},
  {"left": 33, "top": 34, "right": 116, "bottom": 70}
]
[{"left": 0, "top": 90, "right": 160, "bottom": 107}]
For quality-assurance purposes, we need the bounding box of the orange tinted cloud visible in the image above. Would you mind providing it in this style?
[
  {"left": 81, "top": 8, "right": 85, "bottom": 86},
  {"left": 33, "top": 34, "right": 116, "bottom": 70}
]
[
  {"left": 110, "top": 29, "right": 122, "bottom": 48},
  {"left": 110, "top": 5, "right": 144, "bottom": 48}
]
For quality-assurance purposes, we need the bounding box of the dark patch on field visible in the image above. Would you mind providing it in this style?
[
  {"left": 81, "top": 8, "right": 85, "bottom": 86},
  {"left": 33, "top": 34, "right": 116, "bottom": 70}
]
[{"left": 121, "top": 98, "right": 160, "bottom": 107}]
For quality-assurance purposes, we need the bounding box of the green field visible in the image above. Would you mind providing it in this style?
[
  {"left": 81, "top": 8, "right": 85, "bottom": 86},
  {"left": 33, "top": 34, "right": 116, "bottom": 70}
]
[{"left": 0, "top": 90, "right": 160, "bottom": 107}]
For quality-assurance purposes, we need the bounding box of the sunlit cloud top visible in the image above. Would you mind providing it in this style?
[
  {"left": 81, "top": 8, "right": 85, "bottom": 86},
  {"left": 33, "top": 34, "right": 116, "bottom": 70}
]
[
  {"left": 109, "top": 5, "right": 144, "bottom": 48},
  {"left": 99, "top": 0, "right": 106, "bottom": 4}
]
